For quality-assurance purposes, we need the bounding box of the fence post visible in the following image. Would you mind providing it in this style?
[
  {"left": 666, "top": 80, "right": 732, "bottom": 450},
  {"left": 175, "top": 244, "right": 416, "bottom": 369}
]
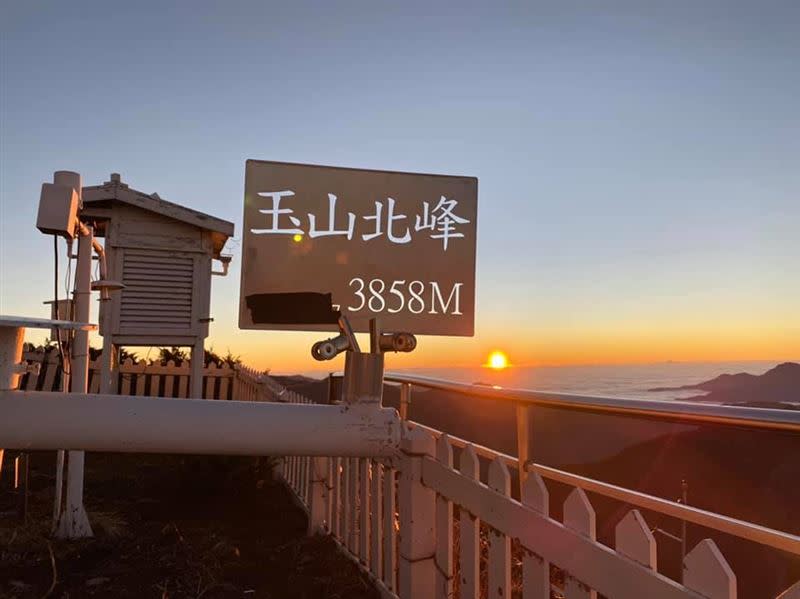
[
  {"left": 99, "top": 340, "right": 114, "bottom": 393},
  {"left": 522, "top": 471, "right": 550, "bottom": 598},
  {"left": 683, "top": 539, "right": 736, "bottom": 599},
  {"left": 190, "top": 339, "right": 204, "bottom": 398},
  {"left": 327, "top": 372, "right": 336, "bottom": 404},
  {"left": 776, "top": 580, "right": 800, "bottom": 599},
  {"left": 516, "top": 403, "right": 531, "bottom": 495},
  {"left": 308, "top": 456, "right": 330, "bottom": 535},
  {"left": 398, "top": 425, "right": 436, "bottom": 599},
  {"left": 399, "top": 383, "right": 411, "bottom": 420},
  {"left": 563, "top": 488, "right": 597, "bottom": 599},
  {"left": 434, "top": 434, "right": 453, "bottom": 599}
]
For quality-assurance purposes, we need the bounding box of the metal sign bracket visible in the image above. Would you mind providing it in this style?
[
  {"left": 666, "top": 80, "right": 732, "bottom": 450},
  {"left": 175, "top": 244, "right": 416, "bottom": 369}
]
[{"left": 312, "top": 316, "right": 416, "bottom": 405}]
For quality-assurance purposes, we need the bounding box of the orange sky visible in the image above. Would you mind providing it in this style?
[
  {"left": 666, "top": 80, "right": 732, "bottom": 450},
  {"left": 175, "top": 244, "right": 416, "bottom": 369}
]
[
  {"left": 12, "top": 265, "right": 798, "bottom": 374},
  {"left": 207, "top": 319, "right": 800, "bottom": 374},
  {"left": 192, "top": 260, "right": 800, "bottom": 374}
]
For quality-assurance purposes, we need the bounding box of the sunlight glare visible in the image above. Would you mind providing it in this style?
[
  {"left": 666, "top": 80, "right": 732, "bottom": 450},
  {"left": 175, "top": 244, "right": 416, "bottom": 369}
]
[{"left": 487, "top": 351, "right": 509, "bottom": 370}]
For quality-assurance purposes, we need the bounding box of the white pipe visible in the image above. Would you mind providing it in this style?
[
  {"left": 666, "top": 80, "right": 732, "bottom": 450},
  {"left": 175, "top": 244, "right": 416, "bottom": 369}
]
[
  {"left": 76, "top": 221, "right": 106, "bottom": 277},
  {"left": 384, "top": 373, "right": 800, "bottom": 432},
  {"left": 71, "top": 227, "right": 92, "bottom": 395},
  {"left": 58, "top": 223, "right": 94, "bottom": 538},
  {"left": 0, "top": 391, "right": 402, "bottom": 457},
  {"left": 0, "top": 325, "right": 24, "bottom": 391},
  {"left": 54, "top": 171, "right": 81, "bottom": 198}
]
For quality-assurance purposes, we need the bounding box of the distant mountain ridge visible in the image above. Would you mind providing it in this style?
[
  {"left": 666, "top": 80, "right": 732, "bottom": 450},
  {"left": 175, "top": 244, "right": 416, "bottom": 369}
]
[{"left": 648, "top": 362, "right": 800, "bottom": 407}]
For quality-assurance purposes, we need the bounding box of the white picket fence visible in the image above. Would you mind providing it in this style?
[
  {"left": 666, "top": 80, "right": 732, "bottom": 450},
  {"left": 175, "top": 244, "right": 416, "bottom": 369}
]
[
  {"left": 266, "top": 376, "right": 800, "bottom": 599},
  {"left": 272, "top": 386, "right": 402, "bottom": 596},
  {"left": 20, "top": 350, "right": 265, "bottom": 401}
]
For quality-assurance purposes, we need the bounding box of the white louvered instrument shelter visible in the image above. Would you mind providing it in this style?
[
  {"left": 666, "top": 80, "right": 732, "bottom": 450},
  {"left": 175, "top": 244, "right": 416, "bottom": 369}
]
[{"left": 119, "top": 249, "right": 195, "bottom": 333}]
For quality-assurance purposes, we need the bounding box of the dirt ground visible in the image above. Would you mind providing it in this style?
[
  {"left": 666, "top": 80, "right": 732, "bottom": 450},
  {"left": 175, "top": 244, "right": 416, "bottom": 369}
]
[{"left": 0, "top": 452, "right": 380, "bottom": 599}]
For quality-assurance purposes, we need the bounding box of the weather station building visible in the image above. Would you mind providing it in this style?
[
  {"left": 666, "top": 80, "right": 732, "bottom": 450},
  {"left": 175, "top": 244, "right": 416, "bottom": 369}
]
[{"left": 80, "top": 173, "right": 234, "bottom": 397}]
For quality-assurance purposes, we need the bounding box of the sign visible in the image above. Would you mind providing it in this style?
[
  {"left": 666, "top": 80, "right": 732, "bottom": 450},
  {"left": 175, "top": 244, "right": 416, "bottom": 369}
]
[{"left": 239, "top": 160, "right": 477, "bottom": 336}]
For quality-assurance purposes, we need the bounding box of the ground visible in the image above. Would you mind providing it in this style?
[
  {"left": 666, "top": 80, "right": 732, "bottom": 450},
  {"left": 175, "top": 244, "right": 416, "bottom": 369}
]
[{"left": 0, "top": 452, "right": 380, "bottom": 599}]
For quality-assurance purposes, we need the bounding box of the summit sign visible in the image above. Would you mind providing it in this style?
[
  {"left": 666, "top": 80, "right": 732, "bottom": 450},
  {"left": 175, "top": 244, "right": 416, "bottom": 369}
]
[{"left": 239, "top": 160, "right": 477, "bottom": 336}]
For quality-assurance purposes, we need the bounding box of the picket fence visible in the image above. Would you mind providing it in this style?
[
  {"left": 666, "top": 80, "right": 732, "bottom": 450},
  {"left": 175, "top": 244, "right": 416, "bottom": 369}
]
[
  {"left": 267, "top": 377, "right": 800, "bottom": 599},
  {"left": 14, "top": 350, "right": 799, "bottom": 598},
  {"left": 20, "top": 350, "right": 265, "bottom": 401}
]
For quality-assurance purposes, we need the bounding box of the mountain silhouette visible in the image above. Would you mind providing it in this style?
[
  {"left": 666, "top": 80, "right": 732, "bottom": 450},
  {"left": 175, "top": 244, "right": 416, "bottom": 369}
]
[{"left": 648, "top": 362, "right": 800, "bottom": 406}]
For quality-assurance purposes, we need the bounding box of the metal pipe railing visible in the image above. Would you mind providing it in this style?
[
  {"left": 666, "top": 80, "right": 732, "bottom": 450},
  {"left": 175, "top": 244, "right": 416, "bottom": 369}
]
[
  {"left": 384, "top": 373, "right": 800, "bottom": 432},
  {"left": 377, "top": 373, "right": 800, "bottom": 558},
  {"left": 0, "top": 390, "right": 402, "bottom": 457}
]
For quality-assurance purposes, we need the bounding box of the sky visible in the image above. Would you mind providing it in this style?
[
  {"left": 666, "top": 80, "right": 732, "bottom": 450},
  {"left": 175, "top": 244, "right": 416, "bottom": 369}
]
[{"left": 1, "top": 1, "right": 798, "bottom": 374}]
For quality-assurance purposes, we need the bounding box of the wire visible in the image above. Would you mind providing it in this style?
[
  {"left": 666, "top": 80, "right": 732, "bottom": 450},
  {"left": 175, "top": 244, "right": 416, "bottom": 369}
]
[
  {"left": 64, "top": 240, "right": 72, "bottom": 301},
  {"left": 54, "top": 236, "right": 64, "bottom": 358},
  {"left": 53, "top": 236, "right": 71, "bottom": 380}
]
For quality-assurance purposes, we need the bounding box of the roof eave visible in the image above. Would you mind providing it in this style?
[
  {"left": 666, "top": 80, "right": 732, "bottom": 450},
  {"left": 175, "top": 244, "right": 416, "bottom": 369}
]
[{"left": 82, "top": 183, "right": 234, "bottom": 239}]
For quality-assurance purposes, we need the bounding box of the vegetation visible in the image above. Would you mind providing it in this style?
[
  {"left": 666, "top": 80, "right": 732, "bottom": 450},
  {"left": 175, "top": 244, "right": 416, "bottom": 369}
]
[
  {"left": 157, "top": 346, "right": 242, "bottom": 368},
  {"left": 25, "top": 342, "right": 242, "bottom": 368}
]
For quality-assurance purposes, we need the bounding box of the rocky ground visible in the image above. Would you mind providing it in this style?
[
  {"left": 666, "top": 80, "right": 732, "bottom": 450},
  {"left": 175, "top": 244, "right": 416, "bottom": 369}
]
[{"left": 0, "top": 452, "right": 379, "bottom": 599}]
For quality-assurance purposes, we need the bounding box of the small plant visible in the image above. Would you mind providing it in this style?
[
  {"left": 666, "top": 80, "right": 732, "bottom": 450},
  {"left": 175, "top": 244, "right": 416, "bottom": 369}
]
[
  {"left": 158, "top": 346, "right": 189, "bottom": 365},
  {"left": 205, "top": 347, "right": 223, "bottom": 367},
  {"left": 118, "top": 347, "right": 139, "bottom": 364},
  {"left": 223, "top": 349, "right": 242, "bottom": 368},
  {"left": 23, "top": 340, "right": 58, "bottom": 353}
]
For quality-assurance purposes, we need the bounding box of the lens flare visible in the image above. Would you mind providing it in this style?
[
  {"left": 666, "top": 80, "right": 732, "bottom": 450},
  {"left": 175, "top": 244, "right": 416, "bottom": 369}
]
[{"left": 486, "top": 351, "right": 509, "bottom": 370}]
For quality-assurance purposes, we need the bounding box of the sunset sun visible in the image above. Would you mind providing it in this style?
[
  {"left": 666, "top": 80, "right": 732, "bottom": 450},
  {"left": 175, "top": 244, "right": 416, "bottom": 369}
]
[{"left": 486, "top": 351, "right": 509, "bottom": 370}]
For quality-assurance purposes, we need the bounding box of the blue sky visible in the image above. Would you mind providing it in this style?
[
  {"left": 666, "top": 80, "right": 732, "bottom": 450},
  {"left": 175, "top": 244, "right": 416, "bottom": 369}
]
[{"left": 1, "top": 1, "right": 798, "bottom": 371}]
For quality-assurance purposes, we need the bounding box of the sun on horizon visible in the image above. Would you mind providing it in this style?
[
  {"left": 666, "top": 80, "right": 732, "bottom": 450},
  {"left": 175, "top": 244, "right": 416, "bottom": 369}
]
[{"left": 486, "top": 351, "right": 510, "bottom": 370}]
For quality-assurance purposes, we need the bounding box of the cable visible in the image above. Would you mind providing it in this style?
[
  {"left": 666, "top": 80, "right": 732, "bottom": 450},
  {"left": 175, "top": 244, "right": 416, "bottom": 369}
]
[
  {"left": 53, "top": 236, "right": 71, "bottom": 381},
  {"left": 64, "top": 239, "right": 72, "bottom": 301},
  {"left": 54, "top": 236, "right": 64, "bottom": 358}
]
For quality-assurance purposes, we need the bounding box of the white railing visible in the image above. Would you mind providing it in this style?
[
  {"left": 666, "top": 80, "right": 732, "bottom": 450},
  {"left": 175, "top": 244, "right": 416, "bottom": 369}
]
[
  {"left": 265, "top": 382, "right": 400, "bottom": 596},
  {"left": 266, "top": 374, "right": 800, "bottom": 599},
  {"left": 268, "top": 386, "right": 400, "bottom": 593}
]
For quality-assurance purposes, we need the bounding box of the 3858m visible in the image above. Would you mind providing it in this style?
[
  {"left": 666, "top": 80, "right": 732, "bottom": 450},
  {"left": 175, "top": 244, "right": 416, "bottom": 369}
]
[{"left": 347, "top": 278, "right": 464, "bottom": 316}]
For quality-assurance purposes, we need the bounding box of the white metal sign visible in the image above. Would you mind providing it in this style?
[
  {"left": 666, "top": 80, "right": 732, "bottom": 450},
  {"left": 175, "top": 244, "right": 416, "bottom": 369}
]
[{"left": 239, "top": 160, "right": 477, "bottom": 336}]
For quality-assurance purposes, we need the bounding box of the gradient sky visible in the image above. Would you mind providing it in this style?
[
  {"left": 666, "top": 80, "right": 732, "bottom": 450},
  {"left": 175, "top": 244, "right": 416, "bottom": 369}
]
[{"left": 1, "top": 1, "right": 798, "bottom": 373}]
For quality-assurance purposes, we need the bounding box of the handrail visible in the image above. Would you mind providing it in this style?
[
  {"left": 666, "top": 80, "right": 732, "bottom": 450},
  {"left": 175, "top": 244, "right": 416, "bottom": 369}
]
[
  {"left": 279, "top": 374, "right": 800, "bottom": 596},
  {"left": 410, "top": 421, "right": 800, "bottom": 556},
  {"left": 384, "top": 373, "right": 800, "bottom": 433},
  {"left": 533, "top": 463, "right": 800, "bottom": 556}
]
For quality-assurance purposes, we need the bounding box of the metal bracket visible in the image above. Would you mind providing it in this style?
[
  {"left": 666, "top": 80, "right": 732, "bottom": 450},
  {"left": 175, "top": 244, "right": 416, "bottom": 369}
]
[
  {"left": 311, "top": 315, "right": 416, "bottom": 362},
  {"left": 311, "top": 316, "right": 418, "bottom": 406}
]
